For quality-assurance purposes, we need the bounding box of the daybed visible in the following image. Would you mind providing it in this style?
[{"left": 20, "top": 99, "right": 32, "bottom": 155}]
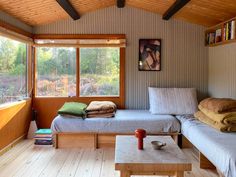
[
  {"left": 51, "top": 110, "right": 181, "bottom": 148},
  {"left": 177, "top": 115, "right": 236, "bottom": 177},
  {"left": 51, "top": 87, "right": 198, "bottom": 149}
]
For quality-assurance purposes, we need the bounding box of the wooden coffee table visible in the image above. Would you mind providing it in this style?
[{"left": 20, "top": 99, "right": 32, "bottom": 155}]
[{"left": 115, "top": 136, "right": 191, "bottom": 177}]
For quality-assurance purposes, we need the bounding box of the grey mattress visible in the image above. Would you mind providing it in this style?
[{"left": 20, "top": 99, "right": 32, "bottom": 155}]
[
  {"left": 51, "top": 110, "right": 180, "bottom": 134},
  {"left": 176, "top": 115, "right": 236, "bottom": 177}
]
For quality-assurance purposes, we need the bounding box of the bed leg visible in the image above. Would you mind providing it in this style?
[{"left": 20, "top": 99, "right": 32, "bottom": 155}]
[
  {"left": 54, "top": 134, "right": 58, "bottom": 149},
  {"left": 94, "top": 134, "right": 98, "bottom": 149},
  {"left": 171, "top": 134, "right": 178, "bottom": 144}
]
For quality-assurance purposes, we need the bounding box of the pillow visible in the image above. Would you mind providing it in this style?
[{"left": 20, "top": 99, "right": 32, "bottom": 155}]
[
  {"left": 58, "top": 102, "right": 87, "bottom": 118},
  {"left": 148, "top": 87, "right": 198, "bottom": 115}
]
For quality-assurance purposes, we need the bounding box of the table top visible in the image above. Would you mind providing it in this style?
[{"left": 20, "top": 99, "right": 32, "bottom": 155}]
[{"left": 115, "top": 136, "right": 191, "bottom": 170}]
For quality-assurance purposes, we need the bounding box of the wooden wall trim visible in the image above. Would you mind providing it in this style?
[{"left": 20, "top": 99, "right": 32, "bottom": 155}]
[
  {"left": 0, "top": 134, "right": 26, "bottom": 156},
  {"left": 0, "top": 19, "right": 33, "bottom": 38},
  {"left": 27, "top": 46, "right": 33, "bottom": 96},
  {"left": 0, "top": 99, "right": 32, "bottom": 150},
  {"left": 0, "top": 100, "right": 27, "bottom": 129},
  {"left": 76, "top": 48, "right": 80, "bottom": 97},
  {"left": 120, "top": 48, "right": 125, "bottom": 108},
  {"left": 33, "top": 34, "right": 126, "bottom": 39}
]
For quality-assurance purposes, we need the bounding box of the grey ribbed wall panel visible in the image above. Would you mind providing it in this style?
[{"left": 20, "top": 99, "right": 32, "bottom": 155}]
[
  {"left": 209, "top": 43, "right": 236, "bottom": 99},
  {"left": 34, "top": 6, "right": 208, "bottom": 109},
  {"left": 0, "top": 11, "right": 33, "bottom": 33}
]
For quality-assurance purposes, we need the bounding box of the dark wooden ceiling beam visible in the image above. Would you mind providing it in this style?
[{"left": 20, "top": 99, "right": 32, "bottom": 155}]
[
  {"left": 117, "top": 0, "right": 125, "bottom": 8},
  {"left": 163, "top": 0, "right": 190, "bottom": 20},
  {"left": 56, "top": 0, "right": 80, "bottom": 20}
]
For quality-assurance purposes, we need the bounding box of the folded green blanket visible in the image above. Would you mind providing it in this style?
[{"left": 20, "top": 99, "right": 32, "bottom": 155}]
[{"left": 58, "top": 102, "right": 87, "bottom": 118}]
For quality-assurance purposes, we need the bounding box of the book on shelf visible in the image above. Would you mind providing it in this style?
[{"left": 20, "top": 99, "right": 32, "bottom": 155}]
[
  {"left": 35, "top": 129, "right": 52, "bottom": 135},
  {"left": 206, "top": 19, "right": 236, "bottom": 46},
  {"left": 34, "top": 137, "right": 52, "bottom": 141},
  {"left": 215, "top": 28, "right": 222, "bottom": 43},
  {"left": 34, "top": 134, "right": 52, "bottom": 138},
  {"left": 231, "top": 20, "right": 235, "bottom": 40},
  {"left": 35, "top": 139, "right": 53, "bottom": 145},
  {"left": 223, "top": 20, "right": 235, "bottom": 41},
  {"left": 34, "top": 129, "right": 53, "bottom": 145},
  {"left": 208, "top": 32, "right": 215, "bottom": 44},
  {"left": 223, "top": 24, "right": 226, "bottom": 41},
  {"left": 226, "top": 22, "right": 229, "bottom": 40}
]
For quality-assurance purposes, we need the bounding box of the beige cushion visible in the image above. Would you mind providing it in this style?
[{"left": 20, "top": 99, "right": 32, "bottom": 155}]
[{"left": 149, "top": 87, "right": 198, "bottom": 115}]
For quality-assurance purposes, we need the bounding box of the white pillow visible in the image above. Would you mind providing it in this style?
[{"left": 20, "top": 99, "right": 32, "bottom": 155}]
[{"left": 148, "top": 87, "right": 198, "bottom": 115}]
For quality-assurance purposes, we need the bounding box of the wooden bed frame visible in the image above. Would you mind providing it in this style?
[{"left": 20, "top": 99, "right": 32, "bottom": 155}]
[
  {"left": 182, "top": 135, "right": 225, "bottom": 177},
  {"left": 53, "top": 133, "right": 224, "bottom": 176},
  {"left": 54, "top": 132, "right": 179, "bottom": 149}
]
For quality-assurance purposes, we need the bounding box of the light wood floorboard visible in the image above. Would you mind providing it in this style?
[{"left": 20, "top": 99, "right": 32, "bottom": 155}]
[{"left": 0, "top": 140, "right": 219, "bottom": 177}]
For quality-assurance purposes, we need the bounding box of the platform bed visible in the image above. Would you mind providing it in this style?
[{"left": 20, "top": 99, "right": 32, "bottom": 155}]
[
  {"left": 54, "top": 132, "right": 179, "bottom": 149},
  {"left": 178, "top": 114, "right": 236, "bottom": 177},
  {"left": 52, "top": 109, "right": 181, "bottom": 149}
]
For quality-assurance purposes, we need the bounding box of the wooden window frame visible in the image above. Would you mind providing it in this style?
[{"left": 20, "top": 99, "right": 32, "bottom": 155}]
[
  {"left": 33, "top": 34, "right": 125, "bottom": 109},
  {"left": 0, "top": 34, "right": 31, "bottom": 106}
]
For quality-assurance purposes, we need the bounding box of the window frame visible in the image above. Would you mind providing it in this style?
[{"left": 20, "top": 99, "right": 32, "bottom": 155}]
[
  {"left": 34, "top": 47, "right": 77, "bottom": 97},
  {"left": 33, "top": 34, "right": 125, "bottom": 108},
  {"left": 0, "top": 19, "right": 34, "bottom": 108},
  {"left": 0, "top": 35, "right": 30, "bottom": 105}
]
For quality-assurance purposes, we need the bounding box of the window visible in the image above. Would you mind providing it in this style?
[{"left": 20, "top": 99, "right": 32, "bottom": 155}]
[
  {"left": 34, "top": 36, "right": 125, "bottom": 101},
  {"left": 36, "top": 47, "right": 76, "bottom": 97},
  {"left": 0, "top": 36, "right": 27, "bottom": 104},
  {"left": 80, "top": 48, "right": 120, "bottom": 96}
]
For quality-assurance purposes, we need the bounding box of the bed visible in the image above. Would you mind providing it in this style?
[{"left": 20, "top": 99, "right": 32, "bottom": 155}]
[
  {"left": 177, "top": 115, "right": 236, "bottom": 177},
  {"left": 51, "top": 110, "right": 181, "bottom": 148}
]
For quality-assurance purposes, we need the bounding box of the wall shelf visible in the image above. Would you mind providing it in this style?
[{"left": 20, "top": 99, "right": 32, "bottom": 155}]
[{"left": 205, "top": 17, "right": 236, "bottom": 47}]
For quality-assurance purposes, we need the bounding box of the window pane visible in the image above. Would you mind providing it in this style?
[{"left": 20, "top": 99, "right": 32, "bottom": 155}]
[
  {"left": 80, "top": 48, "right": 120, "bottom": 96},
  {"left": 0, "top": 36, "right": 27, "bottom": 105},
  {"left": 36, "top": 47, "right": 76, "bottom": 97}
]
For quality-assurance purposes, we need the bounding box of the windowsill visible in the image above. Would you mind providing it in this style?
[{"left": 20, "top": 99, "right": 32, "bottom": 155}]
[
  {"left": 35, "top": 96, "right": 72, "bottom": 98},
  {"left": 34, "top": 96, "right": 120, "bottom": 98},
  {"left": 0, "top": 99, "right": 29, "bottom": 130},
  {"left": 80, "top": 95, "right": 120, "bottom": 97},
  {"left": 0, "top": 99, "right": 29, "bottom": 110}
]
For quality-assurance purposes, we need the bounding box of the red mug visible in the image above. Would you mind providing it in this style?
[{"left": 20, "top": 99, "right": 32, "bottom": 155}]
[{"left": 135, "top": 129, "right": 147, "bottom": 150}]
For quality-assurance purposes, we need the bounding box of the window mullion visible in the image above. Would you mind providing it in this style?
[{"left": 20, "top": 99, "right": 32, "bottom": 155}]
[{"left": 76, "top": 48, "right": 80, "bottom": 97}]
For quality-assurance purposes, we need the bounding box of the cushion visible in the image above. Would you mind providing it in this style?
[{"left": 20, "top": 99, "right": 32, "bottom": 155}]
[
  {"left": 148, "top": 87, "right": 198, "bottom": 115},
  {"left": 58, "top": 102, "right": 87, "bottom": 118}
]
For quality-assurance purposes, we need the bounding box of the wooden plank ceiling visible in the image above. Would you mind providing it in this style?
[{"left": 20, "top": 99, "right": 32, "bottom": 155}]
[{"left": 0, "top": 0, "right": 236, "bottom": 27}]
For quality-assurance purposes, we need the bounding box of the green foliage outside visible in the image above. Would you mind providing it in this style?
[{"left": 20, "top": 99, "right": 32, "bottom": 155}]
[
  {"left": 37, "top": 47, "right": 120, "bottom": 97},
  {"left": 0, "top": 35, "right": 120, "bottom": 103},
  {"left": 80, "top": 48, "right": 120, "bottom": 96},
  {"left": 37, "top": 47, "right": 76, "bottom": 96},
  {"left": 37, "top": 47, "right": 76, "bottom": 76},
  {"left": 0, "top": 36, "right": 27, "bottom": 104}
]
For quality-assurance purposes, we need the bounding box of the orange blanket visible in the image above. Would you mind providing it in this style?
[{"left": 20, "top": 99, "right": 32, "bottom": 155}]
[
  {"left": 194, "top": 111, "right": 236, "bottom": 132},
  {"left": 199, "top": 98, "right": 236, "bottom": 113}
]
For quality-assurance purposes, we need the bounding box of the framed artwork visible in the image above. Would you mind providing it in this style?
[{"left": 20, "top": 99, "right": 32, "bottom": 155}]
[{"left": 139, "top": 39, "right": 161, "bottom": 71}]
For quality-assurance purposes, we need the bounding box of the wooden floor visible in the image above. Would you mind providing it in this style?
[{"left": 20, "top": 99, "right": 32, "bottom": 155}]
[{"left": 0, "top": 140, "right": 219, "bottom": 177}]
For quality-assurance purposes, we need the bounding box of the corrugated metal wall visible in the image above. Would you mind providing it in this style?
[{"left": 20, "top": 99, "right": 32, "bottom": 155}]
[
  {"left": 209, "top": 43, "right": 236, "bottom": 99},
  {"left": 0, "top": 10, "right": 33, "bottom": 33},
  {"left": 34, "top": 6, "right": 208, "bottom": 109}
]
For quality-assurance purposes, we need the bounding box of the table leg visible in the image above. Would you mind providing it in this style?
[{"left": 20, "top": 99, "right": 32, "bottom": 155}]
[
  {"left": 175, "top": 171, "right": 184, "bottom": 177},
  {"left": 120, "top": 171, "right": 130, "bottom": 177}
]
